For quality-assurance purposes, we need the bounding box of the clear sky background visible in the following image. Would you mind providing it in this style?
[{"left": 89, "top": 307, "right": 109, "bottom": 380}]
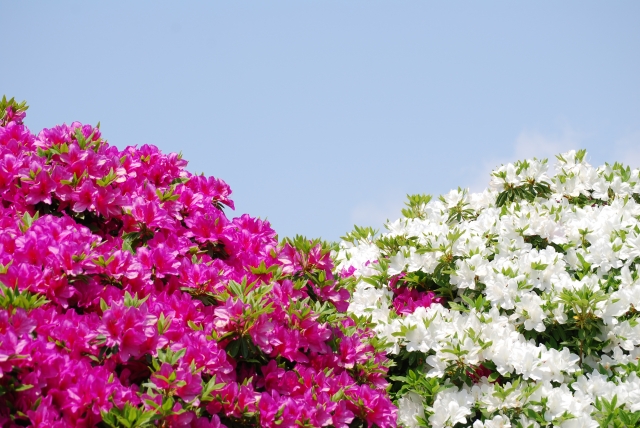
[{"left": 2, "top": 2, "right": 639, "bottom": 241}]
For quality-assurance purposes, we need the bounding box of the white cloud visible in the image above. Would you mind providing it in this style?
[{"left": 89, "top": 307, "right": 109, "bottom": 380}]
[{"left": 469, "top": 126, "right": 584, "bottom": 193}]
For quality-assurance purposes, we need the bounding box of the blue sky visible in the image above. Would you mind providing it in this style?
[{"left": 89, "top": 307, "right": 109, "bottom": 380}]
[{"left": 2, "top": 2, "right": 639, "bottom": 241}]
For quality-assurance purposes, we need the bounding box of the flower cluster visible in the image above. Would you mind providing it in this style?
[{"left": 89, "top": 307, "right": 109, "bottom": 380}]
[
  {"left": 0, "top": 97, "right": 395, "bottom": 427},
  {"left": 336, "top": 150, "right": 640, "bottom": 427}
]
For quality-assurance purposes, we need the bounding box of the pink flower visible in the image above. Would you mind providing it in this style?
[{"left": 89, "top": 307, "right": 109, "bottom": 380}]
[
  {"left": 62, "top": 365, "right": 118, "bottom": 425},
  {"left": 177, "top": 370, "right": 204, "bottom": 402},
  {"left": 72, "top": 179, "right": 96, "bottom": 212},
  {"left": 129, "top": 196, "right": 173, "bottom": 230},
  {"left": 0, "top": 103, "right": 395, "bottom": 427},
  {"left": 25, "top": 169, "right": 57, "bottom": 205},
  {"left": 151, "top": 362, "right": 203, "bottom": 402},
  {"left": 270, "top": 326, "right": 308, "bottom": 363},
  {"left": 332, "top": 401, "right": 355, "bottom": 428},
  {"left": 93, "top": 184, "right": 126, "bottom": 218},
  {"left": 187, "top": 175, "right": 234, "bottom": 210},
  {"left": 346, "top": 384, "right": 397, "bottom": 428},
  {"left": 191, "top": 415, "right": 225, "bottom": 428},
  {"left": 26, "top": 396, "right": 67, "bottom": 428},
  {"left": 137, "top": 244, "right": 181, "bottom": 278},
  {"left": 249, "top": 314, "right": 276, "bottom": 353},
  {"left": 213, "top": 298, "right": 246, "bottom": 335},
  {"left": 100, "top": 301, "right": 157, "bottom": 361},
  {"left": 258, "top": 390, "right": 282, "bottom": 427},
  {"left": 0, "top": 330, "right": 29, "bottom": 378}
]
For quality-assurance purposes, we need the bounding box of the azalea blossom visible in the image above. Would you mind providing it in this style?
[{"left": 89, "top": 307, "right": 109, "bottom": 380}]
[{"left": 337, "top": 149, "right": 640, "bottom": 426}]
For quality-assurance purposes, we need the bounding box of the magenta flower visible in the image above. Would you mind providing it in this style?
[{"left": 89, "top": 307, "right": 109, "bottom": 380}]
[
  {"left": 128, "top": 196, "right": 173, "bottom": 230},
  {"left": 346, "top": 384, "right": 397, "bottom": 428},
  {"left": 137, "top": 244, "right": 181, "bottom": 278},
  {"left": 93, "top": 184, "right": 126, "bottom": 218},
  {"left": 151, "top": 362, "right": 203, "bottom": 402},
  {"left": 0, "top": 101, "right": 396, "bottom": 427},
  {"left": 25, "top": 396, "right": 67, "bottom": 428},
  {"left": 257, "top": 390, "right": 282, "bottom": 427},
  {"left": 213, "top": 297, "right": 247, "bottom": 335},
  {"left": 62, "top": 365, "right": 117, "bottom": 425},
  {"left": 390, "top": 274, "right": 443, "bottom": 315},
  {"left": 72, "top": 179, "right": 96, "bottom": 212},
  {"left": 24, "top": 169, "right": 57, "bottom": 205},
  {"left": 100, "top": 301, "right": 157, "bottom": 361}
]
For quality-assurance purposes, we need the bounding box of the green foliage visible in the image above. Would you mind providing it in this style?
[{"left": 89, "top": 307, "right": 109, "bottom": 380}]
[
  {"left": 100, "top": 403, "right": 158, "bottom": 428},
  {"left": 341, "top": 225, "right": 378, "bottom": 245},
  {"left": 401, "top": 194, "right": 432, "bottom": 220},
  {"left": 281, "top": 234, "right": 336, "bottom": 258},
  {"left": 0, "top": 282, "right": 49, "bottom": 313},
  {"left": 557, "top": 285, "right": 609, "bottom": 368},
  {"left": 123, "top": 291, "right": 151, "bottom": 308},
  {"left": 592, "top": 395, "right": 640, "bottom": 428},
  {"left": 494, "top": 159, "right": 553, "bottom": 207},
  {"left": 19, "top": 211, "right": 40, "bottom": 233},
  {"left": 0, "top": 96, "right": 28, "bottom": 126},
  {"left": 441, "top": 188, "right": 477, "bottom": 224}
]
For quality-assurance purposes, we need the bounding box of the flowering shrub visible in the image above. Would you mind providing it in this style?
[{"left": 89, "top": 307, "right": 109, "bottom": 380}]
[
  {"left": 0, "top": 96, "right": 396, "bottom": 427},
  {"left": 336, "top": 151, "right": 640, "bottom": 427}
]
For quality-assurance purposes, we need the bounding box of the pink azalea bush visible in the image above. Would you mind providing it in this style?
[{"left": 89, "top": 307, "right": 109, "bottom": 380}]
[{"left": 0, "top": 97, "right": 396, "bottom": 427}]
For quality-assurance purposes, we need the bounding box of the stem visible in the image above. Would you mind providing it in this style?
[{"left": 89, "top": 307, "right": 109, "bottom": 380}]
[{"left": 579, "top": 340, "right": 583, "bottom": 368}]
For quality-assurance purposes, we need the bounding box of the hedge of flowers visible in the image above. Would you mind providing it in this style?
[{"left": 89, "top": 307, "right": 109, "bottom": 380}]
[
  {"left": 0, "top": 97, "right": 396, "bottom": 427},
  {"left": 4, "top": 96, "right": 640, "bottom": 428},
  {"left": 336, "top": 150, "right": 640, "bottom": 427}
]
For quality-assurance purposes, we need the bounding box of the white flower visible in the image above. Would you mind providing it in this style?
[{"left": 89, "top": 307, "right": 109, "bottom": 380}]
[
  {"left": 339, "top": 150, "right": 640, "bottom": 427},
  {"left": 397, "top": 392, "right": 425, "bottom": 428},
  {"left": 451, "top": 253, "right": 489, "bottom": 289},
  {"left": 484, "top": 274, "right": 520, "bottom": 310},
  {"left": 334, "top": 239, "right": 381, "bottom": 277},
  {"left": 514, "top": 292, "right": 546, "bottom": 332},
  {"left": 479, "top": 414, "right": 512, "bottom": 428},
  {"left": 348, "top": 281, "right": 393, "bottom": 324},
  {"left": 429, "top": 388, "right": 474, "bottom": 428},
  {"left": 388, "top": 250, "right": 408, "bottom": 276}
]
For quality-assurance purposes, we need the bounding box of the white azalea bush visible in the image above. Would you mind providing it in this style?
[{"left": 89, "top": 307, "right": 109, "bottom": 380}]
[{"left": 335, "top": 150, "right": 640, "bottom": 427}]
